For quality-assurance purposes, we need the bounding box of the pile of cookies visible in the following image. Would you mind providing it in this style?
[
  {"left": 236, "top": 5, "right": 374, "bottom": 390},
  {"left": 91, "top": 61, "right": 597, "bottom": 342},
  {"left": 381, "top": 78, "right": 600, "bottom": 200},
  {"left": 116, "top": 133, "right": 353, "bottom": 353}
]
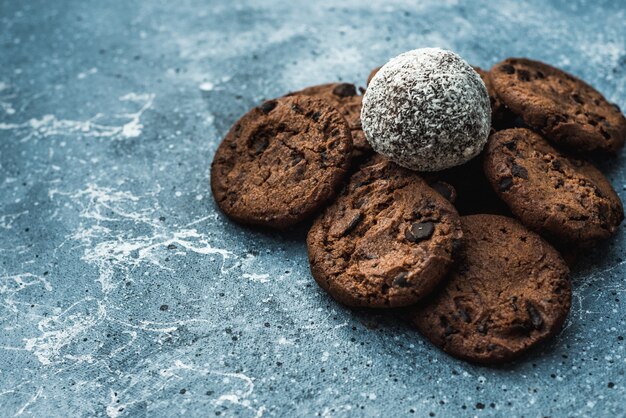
[{"left": 211, "top": 57, "right": 626, "bottom": 364}]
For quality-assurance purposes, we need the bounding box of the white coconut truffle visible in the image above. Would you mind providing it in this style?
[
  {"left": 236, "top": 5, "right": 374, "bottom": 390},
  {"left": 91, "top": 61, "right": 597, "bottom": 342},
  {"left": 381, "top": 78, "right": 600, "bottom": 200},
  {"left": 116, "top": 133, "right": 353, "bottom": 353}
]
[{"left": 361, "top": 48, "right": 491, "bottom": 171}]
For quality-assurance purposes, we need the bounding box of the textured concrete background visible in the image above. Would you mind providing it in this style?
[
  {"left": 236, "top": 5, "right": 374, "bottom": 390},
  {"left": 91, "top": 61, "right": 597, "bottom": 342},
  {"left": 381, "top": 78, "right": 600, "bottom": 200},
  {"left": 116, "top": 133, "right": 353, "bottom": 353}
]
[{"left": 1, "top": 0, "right": 625, "bottom": 416}]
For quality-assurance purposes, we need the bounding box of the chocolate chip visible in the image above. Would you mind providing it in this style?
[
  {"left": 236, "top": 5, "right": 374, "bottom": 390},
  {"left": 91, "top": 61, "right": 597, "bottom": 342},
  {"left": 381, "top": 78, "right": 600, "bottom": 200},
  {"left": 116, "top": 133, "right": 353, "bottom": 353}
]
[
  {"left": 500, "top": 64, "right": 515, "bottom": 74},
  {"left": 476, "top": 324, "right": 488, "bottom": 335},
  {"left": 341, "top": 212, "right": 362, "bottom": 236},
  {"left": 612, "top": 102, "right": 621, "bottom": 112},
  {"left": 571, "top": 93, "right": 584, "bottom": 105},
  {"left": 353, "top": 197, "right": 368, "bottom": 209},
  {"left": 511, "top": 162, "right": 528, "bottom": 179},
  {"left": 405, "top": 221, "right": 435, "bottom": 242},
  {"left": 552, "top": 114, "right": 567, "bottom": 125},
  {"left": 429, "top": 181, "right": 455, "bottom": 202},
  {"left": 598, "top": 203, "right": 609, "bottom": 224},
  {"left": 458, "top": 308, "right": 471, "bottom": 323},
  {"left": 320, "top": 151, "right": 328, "bottom": 167},
  {"left": 381, "top": 284, "right": 390, "bottom": 294},
  {"left": 518, "top": 70, "right": 531, "bottom": 82},
  {"left": 526, "top": 302, "right": 544, "bottom": 330},
  {"left": 353, "top": 179, "right": 373, "bottom": 190},
  {"left": 290, "top": 152, "right": 304, "bottom": 166},
  {"left": 444, "top": 325, "right": 458, "bottom": 337},
  {"left": 259, "top": 100, "right": 277, "bottom": 114},
  {"left": 332, "top": 83, "right": 356, "bottom": 98},
  {"left": 536, "top": 71, "right": 545, "bottom": 79},
  {"left": 311, "top": 111, "right": 321, "bottom": 122},
  {"left": 503, "top": 141, "right": 517, "bottom": 151},
  {"left": 499, "top": 177, "right": 513, "bottom": 192},
  {"left": 551, "top": 160, "right": 562, "bottom": 171},
  {"left": 250, "top": 135, "right": 269, "bottom": 155},
  {"left": 392, "top": 272, "right": 410, "bottom": 287},
  {"left": 600, "top": 128, "right": 611, "bottom": 140}
]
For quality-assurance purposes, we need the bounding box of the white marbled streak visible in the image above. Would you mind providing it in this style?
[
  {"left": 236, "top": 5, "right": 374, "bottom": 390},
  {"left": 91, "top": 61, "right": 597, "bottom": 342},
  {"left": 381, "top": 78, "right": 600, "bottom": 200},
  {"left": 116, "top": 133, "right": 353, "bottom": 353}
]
[
  {"left": 0, "top": 93, "right": 154, "bottom": 142},
  {"left": 23, "top": 297, "right": 106, "bottom": 365},
  {"left": 0, "top": 211, "right": 29, "bottom": 229},
  {"left": 104, "top": 359, "right": 265, "bottom": 418},
  {"left": 0, "top": 81, "right": 16, "bottom": 115},
  {"left": 1, "top": 167, "right": 277, "bottom": 373},
  {"left": 14, "top": 386, "right": 44, "bottom": 416}
]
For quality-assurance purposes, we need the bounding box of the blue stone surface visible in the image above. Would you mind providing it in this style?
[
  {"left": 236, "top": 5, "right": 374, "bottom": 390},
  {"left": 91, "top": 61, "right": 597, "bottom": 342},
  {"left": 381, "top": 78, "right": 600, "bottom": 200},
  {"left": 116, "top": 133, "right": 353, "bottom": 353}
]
[{"left": 1, "top": 0, "right": 625, "bottom": 416}]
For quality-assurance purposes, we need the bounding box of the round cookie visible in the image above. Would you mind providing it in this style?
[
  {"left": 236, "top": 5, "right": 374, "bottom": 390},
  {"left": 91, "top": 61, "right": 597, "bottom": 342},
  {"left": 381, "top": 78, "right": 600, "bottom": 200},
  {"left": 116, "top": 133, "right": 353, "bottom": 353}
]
[
  {"left": 490, "top": 58, "right": 626, "bottom": 153},
  {"left": 411, "top": 214, "right": 571, "bottom": 364},
  {"left": 307, "top": 155, "right": 463, "bottom": 308},
  {"left": 483, "top": 128, "right": 624, "bottom": 244},
  {"left": 286, "top": 83, "right": 373, "bottom": 157},
  {"left": 211, "top": 95, "right": 353, "bottom": 228}
]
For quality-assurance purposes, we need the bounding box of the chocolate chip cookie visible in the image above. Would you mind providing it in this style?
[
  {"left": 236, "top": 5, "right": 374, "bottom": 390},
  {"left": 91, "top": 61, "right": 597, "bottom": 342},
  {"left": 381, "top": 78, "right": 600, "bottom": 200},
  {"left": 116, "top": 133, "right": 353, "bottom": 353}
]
[
  {"left": 484, "top": 128, "right": 624, "bottom": 244},
  {"left": 287, "top": 83, "right": 373, "bottom": 157},
  {"left": 307, "top": 155, "right": 463, "bottom": 308},
  {"left": 411, "top": 214, "right": 571, "bottom": 364},
  {"left": 490, "top": 58, "right": 626, "bottom": 153},
  {"left": 211, "top": 95, "right": 353, "bottom": 228}
]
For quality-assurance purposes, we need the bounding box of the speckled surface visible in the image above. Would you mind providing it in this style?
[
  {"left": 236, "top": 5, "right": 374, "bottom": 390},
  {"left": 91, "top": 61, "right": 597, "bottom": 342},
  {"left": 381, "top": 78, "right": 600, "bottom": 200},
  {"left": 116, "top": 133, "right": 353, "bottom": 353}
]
[
  {"left": 1, "top": 0, "right": 625, "bottom": 416},
  {"left": 362, "top": 48, "right": 491, "bottom": 171}
]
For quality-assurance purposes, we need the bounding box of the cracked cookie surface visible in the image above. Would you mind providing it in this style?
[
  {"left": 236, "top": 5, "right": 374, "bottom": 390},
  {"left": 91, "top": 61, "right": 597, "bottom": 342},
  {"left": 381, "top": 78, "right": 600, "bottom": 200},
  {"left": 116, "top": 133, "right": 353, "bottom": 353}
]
[
  {"left": 306, "top": 155, "right": 463, "bottom": 308},
  {"left": 411, "top": 214, "right": 571, "bottom": 364},
  {"left": 286, "top": 83, "right": 373, "bottom": 158},
  {"left": 483, "top": 128, "right": 623, "bottom": 244},
  {"left": 211, "top": 95, "right": 353, "bottom": 228},
  {"left": 490, "top": 58, "right": 626, "bottom": 153}
]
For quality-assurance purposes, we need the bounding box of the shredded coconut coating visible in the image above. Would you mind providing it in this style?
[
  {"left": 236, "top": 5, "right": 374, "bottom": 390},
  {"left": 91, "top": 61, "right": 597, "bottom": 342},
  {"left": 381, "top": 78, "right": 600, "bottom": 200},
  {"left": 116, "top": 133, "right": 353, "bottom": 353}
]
[{"left": 361, "top": 48, "right": 491, "bottom": 171}]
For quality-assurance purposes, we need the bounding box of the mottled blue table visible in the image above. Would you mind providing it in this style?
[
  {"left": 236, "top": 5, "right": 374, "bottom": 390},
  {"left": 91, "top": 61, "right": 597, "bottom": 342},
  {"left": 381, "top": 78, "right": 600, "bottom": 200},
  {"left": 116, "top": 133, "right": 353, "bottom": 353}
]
[{"left": 1, "top": 0, "right": 625, "bottom": 416}]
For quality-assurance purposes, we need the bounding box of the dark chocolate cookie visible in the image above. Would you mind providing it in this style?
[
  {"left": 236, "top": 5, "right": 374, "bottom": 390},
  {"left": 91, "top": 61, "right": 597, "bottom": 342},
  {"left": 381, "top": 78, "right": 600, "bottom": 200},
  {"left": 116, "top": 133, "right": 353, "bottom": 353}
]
[
  {"left": 411, "top": 214, "right": 571, "bottom": 364},
  {"left": 473, "top": 66, "right": 515, "bottom": 129},
  {"left": 307, "top": 155, "right": 463, "bottom": 308},
  {"left": 287, "top": 83, "right": 372, "bottom": 157},
  {"left": 490, "top": 58, "right": 626, "bottom": 153},
  {"left": 483, "top": 128, "right": 623, "bottom": 244},
  {"left": 211, "top": 95, "right": 353, "bottom": 228}
]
